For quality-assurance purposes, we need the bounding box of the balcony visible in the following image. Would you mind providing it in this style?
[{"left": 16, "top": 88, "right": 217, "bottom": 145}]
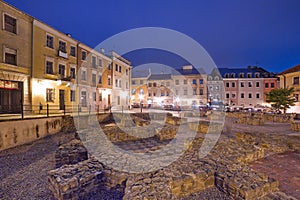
[{"left": 58, "top": 50, "right": 68, "bottom": 59}]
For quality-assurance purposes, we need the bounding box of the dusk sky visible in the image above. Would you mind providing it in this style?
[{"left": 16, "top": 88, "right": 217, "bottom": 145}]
[{"left": 5, "top": 0, "right": 300, "bottom": 73}]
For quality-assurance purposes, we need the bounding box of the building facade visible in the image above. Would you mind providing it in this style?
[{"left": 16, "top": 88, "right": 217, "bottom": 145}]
[
  {"left": 278, "top": 64, "right": 300, "bottom": 113},
  {"left": 32, "top": 19, "right": 79, "bottom": 113},
  {"left": 0, "top": 1, "right": 33, "bottom": 113},
  {"left": 111, "top": 51, "right": 132, "bottom": 110},
  {"left": 219, "top": 67, "right": 277, "bottom": 107}
]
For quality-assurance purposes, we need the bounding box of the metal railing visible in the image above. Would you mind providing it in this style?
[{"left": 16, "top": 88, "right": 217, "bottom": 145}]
[{"left": 0, "top": 103, "right": 115, "bottom": 119}]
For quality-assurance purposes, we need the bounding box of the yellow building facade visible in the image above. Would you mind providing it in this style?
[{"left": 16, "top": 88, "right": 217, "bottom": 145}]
[
  {"left": 32, "top": 19, "right": 79, "bottom": 113},
  {"left": 0, "top": 1, "right": 33, "bottom": 113}
]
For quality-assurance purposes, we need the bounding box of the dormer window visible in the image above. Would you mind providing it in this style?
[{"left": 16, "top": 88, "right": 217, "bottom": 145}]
[
  {"left": 255, "top": 73, "right": 260, "bottom": 78},
  {"left": 225, "top": 73, "right": 229, "bottom": 78},
  {"left": 239, "top": 73, "right": 244, "bottom": 78},
  {"left": 247, "top": 73, "right": 252, "bottom": 78},
  {"left": 230, "top": 73, "right": 235, "bottom": 78}
]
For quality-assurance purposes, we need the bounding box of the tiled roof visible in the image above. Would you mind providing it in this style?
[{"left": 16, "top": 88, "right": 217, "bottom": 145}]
[
  {"left": 172, "top": 67, "right": 206, "bottom": 76},
  {"left": 218, "top": 67, "right": 274, "bottom": 78},
  {"left": 148, "top": 74, "right": 172, "bottom": 80},
  {"left": 278, "top": 64, "right": 300, "bottom": 75}
]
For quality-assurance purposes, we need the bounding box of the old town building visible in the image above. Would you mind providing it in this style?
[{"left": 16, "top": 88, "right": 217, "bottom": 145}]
[{"left": 0, "top": 1, "right": 33, "bottom": 113}]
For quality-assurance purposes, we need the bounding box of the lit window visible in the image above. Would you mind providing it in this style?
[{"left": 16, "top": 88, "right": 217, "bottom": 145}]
[{"left": 46, "top": 88, "right": 55, "bottom": 102}]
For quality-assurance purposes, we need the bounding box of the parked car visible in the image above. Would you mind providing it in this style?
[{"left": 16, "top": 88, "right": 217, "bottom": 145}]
[{"left": 163, "top": 104, "right": 174, "bottom": 110}]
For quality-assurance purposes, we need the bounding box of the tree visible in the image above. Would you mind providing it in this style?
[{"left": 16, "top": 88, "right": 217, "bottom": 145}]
[{"left": 266, "top": 87, "right": 295, "bottom": 114}]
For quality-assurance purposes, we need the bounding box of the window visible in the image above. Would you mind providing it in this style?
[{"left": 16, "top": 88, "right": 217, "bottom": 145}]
[
  {"left": 46, "top": 35, "right": 54, "bottom": 48},
  {"left": 215, "top": 86, "right": 219, "bottom": 91},
  {"left": 148, "top": 93, "right": 151, "bottom": 97},
  {"left": 247, "top": 73, "right": 252, "bottom": 78},
  {"left": 81, "top": 91, "right": 87, "bottom": 107},
  {"left": 70, "top": 68, "right": 76, "bottom": 79},
  {"left": 115, "top": 64, "right": 118, "bottom": 71},
  {"left": 226, "top": 82, "right": 229, "bottom": 87},
  {"left": 98, "top": 75, "right": 102, "bottom": 84},
  {"left": 248, "top": 93, "right": 252, "bottom": 98},
  {"left": 81, "top": 51, "right": 87, "bottom": 60},
  {"left": 46, "top": 88, "right": 55, "bottom": 102},
  {"left": 119, "top": 80, "right": 122, "bottom": 88},
  {"left": 153, "top": 82, "right": 157, "bottom": 87},
  {"left": 241, "top": 82, "right": 245, "bottom": 87},
  {"left": 184, "top": 79, "right": 187, "bottom": 84},
  {"left": 92, "top": 56, "right": 96, "bottom": 68},
  {"left": 126, "top": 69, "right": 128, "bottom": 75},
  {"left": 161, "top": 91, "right": 165, "bottom": 96},
  {"left": 4, "top": 14, "right": 16, "bottom": 34},
  {"left": 293, "top": 77, "right": 299, "bottom": 85},
  {"left": 241, "top": 93, "right": 244, "bottom": 98},
  {"left": 256, "top": 93, "right": 260, "bottom": 99},
  {"left": 132, "top": 89, "right": 136, "bottom": 95},
  {"left": 166, "top": 91, "right": 169, "bottom": 96},
  {"left": 265, "top": 83, "right": 269, "bottom": 88},
  {"left": 98, "top": 59, "right": 102, "bottom": 67},
  {"left": 140, "top": 80, "right": 144, "bottom": 85},
  {"left": 108, "top": 64, "right": 111, "bottom": 70},
  {"left": 81, "top": 70, "right": 86, "bottom": 81},
  {"left": 256, "top": 82, "right": 260, "bottom": 87},
  {"left": 192, "top": 79, "right": 197, "bottom": 84},
  {"left": 117, "top": 96, "right": 120, "bottom": 105},
  {"left": 294, "top": 94, "right": 299, "bottom": 102},
  {"left": 99, "top": 93, "right": 102, "bottom": 101},
  {"left": 255, "top": 73, "right": 260, "bottom": 78},
  {"left": 153, "top": 92, "right": 156, "bottom": 96},
  {"left": 230, "top": 73, "right": 235, "bottom": 78},
  {"left": 119, "top": 66, "right": 122, "bottom": 73},
  {"left": 225, "top": 74, "right": 229, "bottom": 78},
  {"left": 199, "top": 89, "right": 204, "bottom": 95},
  {"left": 140, "top": 89, "right": 144, "bottom": 95},
  {"left": 58, "top": 64, "right": 65, "bottom": 77},
  {"left": 115, "top": 79, "right": 118, "bottom": 87},
  {"left": 175, "top": 80, "right": 179, "bottom": 85},
  {"left": 126, "top": 81, "right": 128, "bottom": 89},
  {"left": 271, "top": 83, "right": 275, "bottom": 88},
  {"left": 226, "top": 93, "right": 229, "bottom": 98},
  {"left": 148, "top": 83, "right": 152, "bottom": 87},
  {"left": 193, "top": 89, "right": 197, "bottom": 95},
  {"left": 239, "top": 73, "right": 244, "bottom": 78},
  {"left": 70, "top": 90, "right": 75, "bottom": 102},
  {"left": 46, "top": 61, "right": 54, "bottom": 74},
  {"left": 199, "top": 79, "right": 203, "bottom": 84},
  {"left": 92, "top": 74, "right": 96, "bottom": 85},
  {"left": 232, "top": 82, "right": 235, "bottom": 87},
  {"left": 248, "top": 82, "right": 252, "bottom": 87},
  {"left": 93, "top": 92, "right": 96, "bottom": 101},
  {"left": 5, "top": 50, "right": 17, "bottom": 65},
  {"left": 232, "top": 93, "right": 236, "bottom": 98},
  {"left": 59, "top": 40, "right": 66, "bottom": 52},
  {"left": 184, "top": 90, "right": 187, "bottom": 95},
  {"left": 70, "top": 46, "right": 76, "bottom": 57},
  {"left": 108, "top": 77, "right": 111, "bottom": 85},
  {"left": 132, "top": 80, "right": 136, "bottom": 85}
]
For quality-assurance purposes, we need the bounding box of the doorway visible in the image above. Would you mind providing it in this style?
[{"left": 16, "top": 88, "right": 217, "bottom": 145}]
[{"left": 59, "top": 89, "right": 65, "bottom": 110}]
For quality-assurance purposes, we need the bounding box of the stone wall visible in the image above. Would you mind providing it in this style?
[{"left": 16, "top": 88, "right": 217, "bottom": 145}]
[
  {"left": 227, "top": 112, "right": 296, "bottom": 123},
  {"left": 48, "top": 158, "right": 105, "bottom": 200},
  {"left": 290, "top": 121, "right": 300, "bottom": 131},
  {"left": 55, "top": 139, "right": 88, "bottom": 168},
  {"left": 237, "top": 116, "right": 265, "bottom": 126},
  {"left": 0, "top": 116, "right": 62, "bottom": 151}
]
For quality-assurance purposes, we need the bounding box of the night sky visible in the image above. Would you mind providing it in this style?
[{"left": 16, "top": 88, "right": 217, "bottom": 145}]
[{"left": 4, "top": 0, "right": 300, "bottom": 73}]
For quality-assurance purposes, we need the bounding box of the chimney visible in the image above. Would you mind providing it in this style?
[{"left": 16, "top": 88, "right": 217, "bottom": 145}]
[{"left": 66, "top": 33, "right": 71, "bottom": 37}]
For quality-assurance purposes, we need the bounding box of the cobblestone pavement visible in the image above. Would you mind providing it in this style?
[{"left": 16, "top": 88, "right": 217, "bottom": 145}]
[{"left": 250, "top": 151, "right": 300, "bottom": 199}]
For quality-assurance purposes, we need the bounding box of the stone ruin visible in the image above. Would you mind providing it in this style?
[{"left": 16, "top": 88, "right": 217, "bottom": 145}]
[{"left": 48, "top": 113, "right": 300, "bottom": 200}]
